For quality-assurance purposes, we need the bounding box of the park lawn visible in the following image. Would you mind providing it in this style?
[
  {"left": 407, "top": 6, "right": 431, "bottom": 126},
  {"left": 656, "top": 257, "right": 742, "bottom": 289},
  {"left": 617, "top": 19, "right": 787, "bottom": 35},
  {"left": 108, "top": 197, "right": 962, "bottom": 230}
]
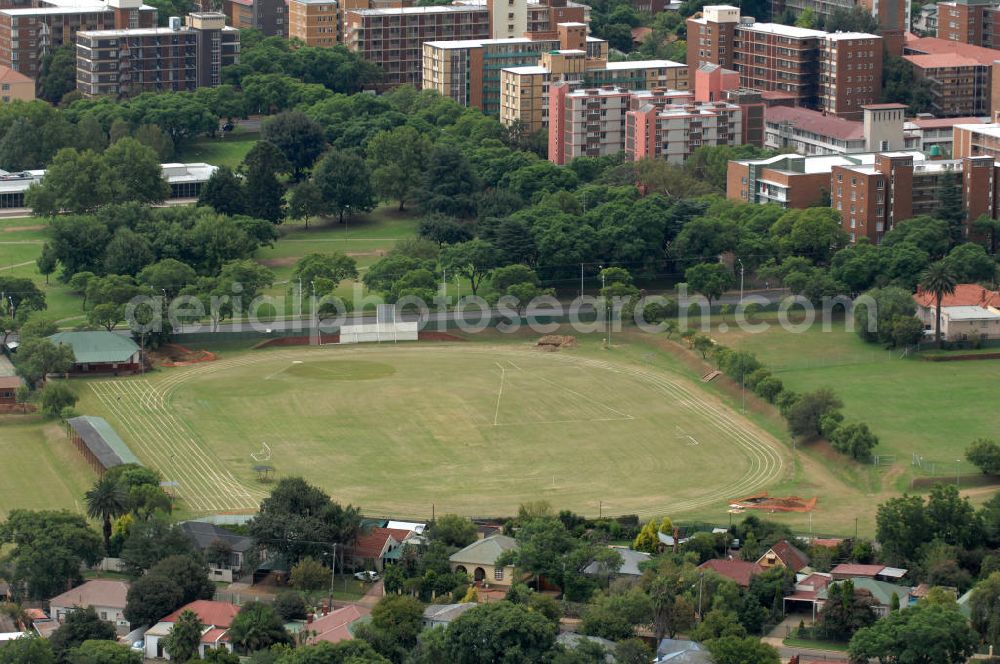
[
  {"left": 176, "top": 132, "right": 260, "bottom": 168},
  {"left": 783, "top": 637, "right": 850, "bottom": 652},
  {"left": 0, "top": 417, "right": 97, "bottom": 518}
]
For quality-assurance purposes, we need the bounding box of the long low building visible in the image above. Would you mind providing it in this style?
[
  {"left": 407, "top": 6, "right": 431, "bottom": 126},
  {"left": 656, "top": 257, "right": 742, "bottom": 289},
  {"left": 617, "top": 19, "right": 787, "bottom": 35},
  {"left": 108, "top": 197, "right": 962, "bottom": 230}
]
[
  {"left": 66, "top": 415, "right": 142, "bottom": 475},
  {"left": 0, "top": 163, "right": 217, "bottom": 210}
]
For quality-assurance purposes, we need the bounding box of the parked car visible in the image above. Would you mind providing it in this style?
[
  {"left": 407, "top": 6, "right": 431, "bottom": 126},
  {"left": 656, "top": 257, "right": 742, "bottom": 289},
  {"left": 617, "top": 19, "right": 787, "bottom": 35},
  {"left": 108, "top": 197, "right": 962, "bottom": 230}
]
[{"left": 354, "top": 571, "right": 379, "bottom": 582}]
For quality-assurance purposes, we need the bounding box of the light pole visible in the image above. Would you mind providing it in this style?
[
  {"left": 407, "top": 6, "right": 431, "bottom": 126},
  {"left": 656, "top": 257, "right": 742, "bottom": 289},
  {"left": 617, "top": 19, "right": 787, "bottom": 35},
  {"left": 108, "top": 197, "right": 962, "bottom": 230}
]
[
  {"left": 957, "top": 459, "right": 961, "bottom": 489},
  {"left": 580, "top": 263, "right": 584, "bottom": 298},
  {"left": 599, "top": 266, "right": 609, "bottom": 346},
  {"left": 327, "top": 542, "right": 338, "bottom": 612},
  {"left": 736, "top": 257, "right": 745, "bottom": 304}
]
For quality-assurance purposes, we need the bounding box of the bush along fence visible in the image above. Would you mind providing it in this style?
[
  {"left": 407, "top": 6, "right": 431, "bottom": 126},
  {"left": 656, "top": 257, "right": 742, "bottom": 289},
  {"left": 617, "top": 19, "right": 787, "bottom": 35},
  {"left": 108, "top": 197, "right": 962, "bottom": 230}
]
[{"left": 683, "top": 332, "right": 879, "bottom": 462}]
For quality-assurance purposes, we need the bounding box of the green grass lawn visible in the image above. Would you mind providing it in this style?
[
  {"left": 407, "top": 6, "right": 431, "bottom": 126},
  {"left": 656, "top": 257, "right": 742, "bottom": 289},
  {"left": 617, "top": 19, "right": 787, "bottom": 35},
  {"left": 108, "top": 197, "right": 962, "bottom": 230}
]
[
  {"left": 73, "top": 339, "right": 790, "bottom": 519},
  {"left": 783, "top": 636, "right": 850, "bottom": 651},
  {"left": 175, "top": 131, "right": 260, "bottom": 169},
  {"left": 0, "top": 416, "right": 96, "bottom": 518}
]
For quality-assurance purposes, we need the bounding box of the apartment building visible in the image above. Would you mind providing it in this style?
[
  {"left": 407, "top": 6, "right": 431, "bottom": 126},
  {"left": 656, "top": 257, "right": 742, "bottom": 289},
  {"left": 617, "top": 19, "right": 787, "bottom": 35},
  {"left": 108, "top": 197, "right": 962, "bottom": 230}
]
[
  {"left": 902, "top": 35, "right": 999, "bottom": 117},
  {"left": 770, "top": 0, "right": 908, "bottom": 54},
  {"left": 288, "top": 0, "right": 411, "bottom": 47},
  {"left": 728, "top": 149, "right": 1000, "bottom": 243},
  {"left": 904, "top": 115, "right": 989, "bottom": 155},
  {"left": 221, "top": 0, "right": 285, "bottom": 36},
  {"left": 548, "top": 84, "right": 630, "bottom": 164},
  {"left": 422, "top": 21, "right": 603, "bottom": 114},
  {"left": 687, "top": 7, "right": 882, "bottom": 120},
  {"left": 0, "top": 0, "right": 157, "bottom": 77},
  {"left": 76, "top": 12, "right": 239, "bottom": 97},
  {"left": 936, "top": 0, "right": 1000, "bottom": 47},
  {"left": 0, "top": 63, "right": 33, "bottom": 100},
  {"left": 500, "top": 51, "right": 688, "bottom": 132},
  {"left": 627, "top": 97, "right": 746, "bottom": 163},
  {"left": 954, "top": 121, "right": 1000, "bottom": 159},
  {"left": 763, "top": 103, "right": 905, "bottom": 154}
]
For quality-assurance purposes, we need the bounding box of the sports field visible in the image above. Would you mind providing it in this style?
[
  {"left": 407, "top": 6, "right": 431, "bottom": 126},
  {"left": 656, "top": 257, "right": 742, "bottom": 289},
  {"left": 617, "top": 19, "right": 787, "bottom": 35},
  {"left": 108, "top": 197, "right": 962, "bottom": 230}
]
[{"left": 75, "top": 344, "right": 788, "bottom": 518}]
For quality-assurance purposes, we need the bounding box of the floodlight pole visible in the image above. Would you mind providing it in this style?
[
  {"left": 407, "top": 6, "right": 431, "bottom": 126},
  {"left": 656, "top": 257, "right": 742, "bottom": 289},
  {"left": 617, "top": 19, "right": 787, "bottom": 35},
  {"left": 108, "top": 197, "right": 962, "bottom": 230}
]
[
  {"left": 956, "top": 459, "right": 961, "bottom": 489},
  {"left": 328, "top": 542, "right": 338, "bottom": 612}
]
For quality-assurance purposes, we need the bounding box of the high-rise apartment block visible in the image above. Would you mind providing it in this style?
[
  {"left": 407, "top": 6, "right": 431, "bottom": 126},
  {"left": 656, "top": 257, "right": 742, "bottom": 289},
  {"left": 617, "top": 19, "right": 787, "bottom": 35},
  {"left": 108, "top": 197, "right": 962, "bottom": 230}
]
[
  {"left": 76, "top": 12, "right": 239, "bottom": 97},
  {"left": 936, "top": 0, "right": 1000, "bottom": 46},
  {"left": 687, "top": 6, "right": 882, "bottom": 120},
  {"left": 500, "top": 48, "right": 687, "bottom": 132},
  {"left": 221, "top": 0, "right": 286, "bottom": 37},
  {"left": 422, "top": 22, "right": 603, "bottom": 115},
  {"left": 288, "top": 0, "right": 411, "bottom": 48},
  {"left": 771, "top": 0, "right": 908, "bottom": 54},
  {"left": 0, "top": 0, "right": 157, "bottom": 77},
  {"left": 902, "top": 35, "right": 1000, "bottom": 117}
]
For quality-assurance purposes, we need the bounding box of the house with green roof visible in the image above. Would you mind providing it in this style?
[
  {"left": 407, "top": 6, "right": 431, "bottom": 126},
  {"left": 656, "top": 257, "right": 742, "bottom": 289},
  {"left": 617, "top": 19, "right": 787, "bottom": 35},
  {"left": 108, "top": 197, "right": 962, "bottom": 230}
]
[
  {"left": 818, "top": 577, "right": 909, "bottom": 617},
  {"left": 449, "top": 534, "right": 519, "bottom": 587},
  {"left": 48, "top": 331, "right": 141, "bottom": 375}
]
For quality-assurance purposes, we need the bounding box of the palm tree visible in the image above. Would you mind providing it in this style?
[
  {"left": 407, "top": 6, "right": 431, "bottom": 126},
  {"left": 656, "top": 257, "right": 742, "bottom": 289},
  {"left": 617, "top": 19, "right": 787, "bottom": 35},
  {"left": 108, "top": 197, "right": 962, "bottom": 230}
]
[
  {"left": 84, "top": 475, "right": 128, "bottom": 551},
  {"left": 228, "top": 602, "right": 291, "bottom": 653},
  {"left": 921, "top": 261, "right": 958, "bottom": 349}
]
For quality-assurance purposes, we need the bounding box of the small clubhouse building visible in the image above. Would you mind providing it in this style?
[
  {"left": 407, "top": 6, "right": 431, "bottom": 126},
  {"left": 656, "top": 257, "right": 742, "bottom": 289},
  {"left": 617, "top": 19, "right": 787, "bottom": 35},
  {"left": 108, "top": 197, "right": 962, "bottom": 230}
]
[
  {"left": 449, "top": 534, "right": 519, "bottom": 587},
  {"left": 49, "top": 331, "right": 141, "bottom": 375}
]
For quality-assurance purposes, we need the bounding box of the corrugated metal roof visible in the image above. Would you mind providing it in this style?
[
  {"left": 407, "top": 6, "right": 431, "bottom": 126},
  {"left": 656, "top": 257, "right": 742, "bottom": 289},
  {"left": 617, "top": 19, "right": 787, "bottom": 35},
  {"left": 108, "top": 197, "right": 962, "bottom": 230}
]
[
  {"left": 67, "top": 416, "right": 141, "bottom": 469},
  {"left": 49, "top": 331, "right": 139, "bottom": 364}
]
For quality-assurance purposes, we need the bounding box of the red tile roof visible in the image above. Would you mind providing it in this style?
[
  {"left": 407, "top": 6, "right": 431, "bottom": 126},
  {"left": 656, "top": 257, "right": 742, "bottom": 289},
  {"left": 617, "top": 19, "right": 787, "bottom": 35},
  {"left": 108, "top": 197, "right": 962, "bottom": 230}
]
[
  {"left": 831, "top": 563, "right": 885, "bottom": 577},
  {"left": 761, "top": 540, "right": 810, "bottom": 572},
  {"left": 904, "top": 35, "right": 1000, "bottom": 65},
  {"left": 347, "top": 527, "right": 409, "bottom": 560},
  {"left": 699, "top": 559, "right": 763, "bottom": 587},
  {"left": 161, "top": 601, "right": 239, "bottom": 628},
  {"left": 0, "top": 65, "right": 31, "bottom": 84},
  {"left": 0, "top": 376, "right": 23, "bottom": 389},
  {"left": 308, "top": 604, "right": 369, "bottom": 645},
  {"left": 908, "top": 116, "right": 987, "bottom": 129},
  {"left": 201, "top": 627, "right": 229, "bottom": 645},
  {"left": 765, "top": 105, "right": 864, "bottom": 141},
  {"left": 810, "top": 538, "right": 844, "bottom": 549},
  {"left": 903, "top": 53, "right": 986, "bottom": 70},
  {"left": 632, "top": 27, "right": 653, "bottom": 42},
  {"left": 914, "top": 283, "right": 1000, "bottom": 309}
]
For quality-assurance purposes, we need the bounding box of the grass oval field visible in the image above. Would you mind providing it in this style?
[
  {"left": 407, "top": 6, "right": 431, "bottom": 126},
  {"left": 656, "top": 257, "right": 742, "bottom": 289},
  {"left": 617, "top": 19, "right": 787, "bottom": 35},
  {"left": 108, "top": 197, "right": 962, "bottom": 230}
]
[{"left": 81, "top": 344, "right": 787, "bottom": 518}]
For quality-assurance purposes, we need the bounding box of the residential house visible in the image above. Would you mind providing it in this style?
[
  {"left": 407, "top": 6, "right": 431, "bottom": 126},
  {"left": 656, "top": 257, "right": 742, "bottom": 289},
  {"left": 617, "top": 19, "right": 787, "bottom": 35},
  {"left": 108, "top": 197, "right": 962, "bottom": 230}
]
[
  {"left": 698, "top": 559, "right": 763, "bottom": 588},
  {"left": 0, "top": 355, "right": 22, "bottom": 405},
  {"left": 143, "top": 600, "right": 238, "bottom": 659},
  {"left": 449, "top": 533, "right": 519, "bottom": 586},
  {"left": 558, "top": 633, "right": 618, "bottom": 657},
  {"left": 423, "top": 603, "right": 476, "bottom": 629},
  {"left": 179, "top": 521, "right": 255, "bottom": 582},
  {"left": 48, "top": 580, "right": 130, "bottom": 634},
  {"left": 818, "top": 578, "right": 908, "bottom": 617},
  {"left": 48, "top": 331, "right": 141, "bottom": 375},
  {"left": 782, "top": 572, "right": 833, "bottom": 619},
  {"left": 583, "top": 547, "right": 651, "bottom": 578},
  {"left": 756, "top": 540, "right": 810, "bottom": 572},
  {"left": 654, "top": 638, "right": 712, "bottom": 663},
  {"left": 913, "top": 283, "right": 1000, "bottom": 340},
  {"left": 345, "top": 527, "right": 414, "bottom": 572},
  {"left": 305, "top": 604, "right": 370, "bottom": 644},
  {"left": 830, "top": 563, "right": 908, "bottom": 582}
]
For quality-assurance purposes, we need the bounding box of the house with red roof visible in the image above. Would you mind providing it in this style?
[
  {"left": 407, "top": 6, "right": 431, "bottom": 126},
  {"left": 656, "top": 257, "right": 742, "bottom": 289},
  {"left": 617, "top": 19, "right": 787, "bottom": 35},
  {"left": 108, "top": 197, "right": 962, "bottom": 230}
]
[
  {"left": 913, "top": 284, "right": 1000, "bottom": 341},
  {"left": 305, "top": 604, "right": 370, "bottom": 645},
  {"left": 344, "top": 527, "right": 414, "bottom": 572},
  {"left": 698, "top": 559, "right": 763, "bottom": 588},
  {"left": 756, "top": 540, "right": 810, "bottom": 573},
  {"left": 143, "top": 600, "right": 239, "bottom": 660}
]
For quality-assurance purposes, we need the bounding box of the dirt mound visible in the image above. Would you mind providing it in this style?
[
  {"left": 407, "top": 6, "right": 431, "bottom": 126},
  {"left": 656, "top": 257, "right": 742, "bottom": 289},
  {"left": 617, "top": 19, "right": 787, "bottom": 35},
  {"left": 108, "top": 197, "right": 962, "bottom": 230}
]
[
  {"left": 731, "top": 491, "right": 816, "bottom": 513},
  {"left": 156, "top": 344, "right": 218, "bottom": 367},
  {"left": 537, "top": 335, "right": 577, "bottom": 350},
  {"left": 419, "top": 331, "right": 465, "bottom": 342}
]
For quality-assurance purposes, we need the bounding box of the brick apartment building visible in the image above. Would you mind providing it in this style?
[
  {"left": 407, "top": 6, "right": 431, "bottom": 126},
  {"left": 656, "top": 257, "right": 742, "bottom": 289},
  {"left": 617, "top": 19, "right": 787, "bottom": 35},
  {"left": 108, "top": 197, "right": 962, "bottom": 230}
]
[
  {"left": 936, "top": 0, "right": 1000, "bottom": 47},
  {"left": 422, "top": 21, "right": 604, "bottom": 115},
  {"left": 771, "top": 0, "right": 908, "bottom": 54},
  {"left": 763, "top": 102, "right": 907, "bottom": 154},
  {"left": 686, "top": 6, "right": 882, "bottom": 120},
  {"left": 954, "top": 121, "right": 1000, "bottom": 158},
  {"left": 902, "top": 35, "right": 1000, "bottom": 117},
  {"left": 76, "top": 12, "right": 239, "bottom": 96},
  {"left": 221, "top": 0, "right": 286, "bottom": 36},
  {"left": 288, "top": 0, "right": 411, "bottom": 48},
  {"left": 0, "top": 0, "right": 157, "bottom": 78},
  {"left": 728, "top": 148, "right": 1000, "bottom": 243},
  {"left": 500, "top": 49, "right": 688, "bottom": 132},
  {"left": 343, "top": 0, "right": 586, "bottom": 90}
]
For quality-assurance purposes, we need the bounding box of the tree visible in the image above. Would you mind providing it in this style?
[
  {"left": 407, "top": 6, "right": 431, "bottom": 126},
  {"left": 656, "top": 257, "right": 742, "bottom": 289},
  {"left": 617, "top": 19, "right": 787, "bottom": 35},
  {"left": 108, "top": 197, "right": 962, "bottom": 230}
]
[
  {"left": 440, "top": 240, "right": 498, "bottom": 295},
  {"left": 437, "top": 601, "right": 556, "bottom": 664},
  {"left": 124, "top": 573, "right": 183, "bottom": 629},
  {"left": 287, "top": 180, "right": 325, "bottom": 228},
  {"left": 817, "top": 580, "right": 877, "bottom": 640},
  {"left": 292, "top": 253, "right": 359, "bottom": 290},
  {"left": 580, "top": 588, "right": 653, "bottom": 641},
  {"left": 249, "top": 477, "right": 362, "bottom": 564},
  {"left": 855, "top": 286, "right": 917, "bottom": 344},
  {"left": 313, "top": 149, "right": 376, "bottom": 223},
  {"left": 705, "top": 637, "right": 779, "bottom": 664},
  {"left": 164, "top": 609, "right": 203, "bottom": 663},
  {"left": 37, "top": 243, "right": 58, "bottom": 285},
  {"left": 968, "top": 438, "right": 1000, "bottom": 475},
  {"left": 921, "top": 261, "right": 958, "bottom": 348},
  {"left": 37, "top": 45, "right": 77, "bottom": 103},
  {"left": 242, "top": 141, "right": 288, "bottom": 224},
  {"left": 973, "top": 214, "right": 1000, "bottom": 255},
  {"left": 118, "top": 518, "right": 200, "bottom": 576},
  {"left": 876, "top": 494, "right": 931, "bottom": 566},
  {"left": 848, "top": 602, "right": 977, "bottom": 664},
  {"left": 49, "top": 607, "right": 117, "bottom": 660},
  {"left": 13, "top": 337, "right": 74, "bottom": 387},
  {"left": 229, "top": 602, "right": 292, "bottom": 653},
  {"left": 290, "top": 557, "right": 329, "bottom": 593},
  {"left": 419, "top": 144, "right": 479, "bottom": 218},
  {"left": 262, "top": 111, "right": 327, "bottom": 180},
  {"left": 684, "top": 263, "right": 734, "bottom": 306},
  {"left": 944, "top": 243, "right": 996, "bottom": 283},
  {"left": 970, "top": 572, "right": 1000, "bottom": 651},
  {"left": 274, "top": 640, "right": 390, "bottom": 663},
  {"left": 429, "top": 514, "right": 477, "bottom": 548},
  {"left": 367, "top": 125, "right": 431, "bottom": 210},
  {"left": 418, "top": 214, "right": 473, "bottom": 246},
  {"left": 355, "top": 595, "right": 426, "bottom": 663},
  {"left": 198, "top": 167, "right": 246, "bottom": 216},
  {"left": 892, "top": 315, "right": 925, "bottom": 348},
  {"left": 25, "top": 148, "right": 112, "bottom": 215},
  {"left": 66, "top": 640, "right": 142, "bottom": 664},
  {"left": 85, "top": 474, "right": 129, "bottom": 551},
  {"left": 829, "top": 421, "right": 878, "bottom": 461},
  {"left": 206, "top": 539, "right": 234, "bottom": 569},
  {"left": 0, "top": 636, "right": 57, "bottom": 664},
  {"left": 274, "top": 592, "right": 307, "bottom": 621},
  {"left": 39, "top": 381, "right": 78, "bottom": 418},
  {"left": 0, "top": 276, "right": 45, "bottom": 319},
  {"left": 785, "top": 388, "right": 843, "bottom": 441},
  {"left": 137, "top": 259, "right": 198, "bottom": 300},
  {"left": 102, "top": 138, "right": 170, "bottom": 205}
]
